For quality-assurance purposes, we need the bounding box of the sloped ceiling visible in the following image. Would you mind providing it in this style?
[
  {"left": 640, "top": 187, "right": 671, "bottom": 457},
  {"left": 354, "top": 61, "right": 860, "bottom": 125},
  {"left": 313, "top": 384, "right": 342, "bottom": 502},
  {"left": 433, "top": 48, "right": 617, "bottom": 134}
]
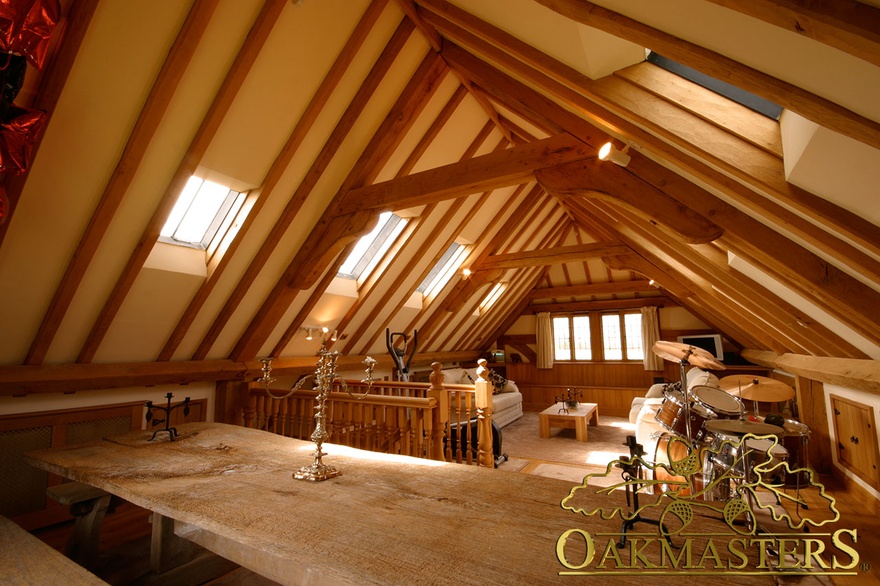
[{"left": 0, "top": 0, "right": 878, "bottom": 394}]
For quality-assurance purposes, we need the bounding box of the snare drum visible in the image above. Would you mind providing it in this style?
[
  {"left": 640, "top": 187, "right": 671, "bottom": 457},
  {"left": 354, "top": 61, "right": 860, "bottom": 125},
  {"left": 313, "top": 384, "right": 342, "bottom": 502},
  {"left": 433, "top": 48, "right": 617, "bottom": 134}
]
[
  {"left": 757, "top": 416, "right": 811, "bottom": 486},
  {"left": 744, "top": 438, "right": 789, "bottom": 483},
  {"left": 654, "top": 390, "right": 714, "bottom": 440},
  {"left": 692, "top": 385, "right": 744, "bottom": 420}
]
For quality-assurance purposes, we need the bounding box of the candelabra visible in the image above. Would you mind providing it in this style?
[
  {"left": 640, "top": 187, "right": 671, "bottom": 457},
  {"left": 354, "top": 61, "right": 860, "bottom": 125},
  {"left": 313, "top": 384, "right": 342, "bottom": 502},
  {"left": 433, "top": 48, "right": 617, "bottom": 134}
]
[
  {"left": 145, "top": 392, "right": 190, "bottom": 441},
  {"left": 555, "top": 387, "right": 582, "bottom": 414},
  {"left": 257, "top": 333, "right": 376, "bottom": 481}
]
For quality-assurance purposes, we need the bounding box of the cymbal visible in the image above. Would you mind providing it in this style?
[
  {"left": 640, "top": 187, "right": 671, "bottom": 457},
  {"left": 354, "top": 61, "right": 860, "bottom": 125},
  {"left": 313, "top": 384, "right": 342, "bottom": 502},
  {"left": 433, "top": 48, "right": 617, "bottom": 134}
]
[
  {"left": 719, "top": 375, "right": 794, "bottom": 402},
  {"left": 651, "top": 340, "right": 725, "bottom": 370},
  {"left": 704, "top": 419, "right": 782, "bottom": 436}
]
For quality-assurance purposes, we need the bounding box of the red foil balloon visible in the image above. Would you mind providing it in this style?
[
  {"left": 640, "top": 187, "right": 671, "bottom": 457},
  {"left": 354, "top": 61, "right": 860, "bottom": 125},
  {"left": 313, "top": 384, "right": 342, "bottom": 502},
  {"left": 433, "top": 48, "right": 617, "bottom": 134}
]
[
  {"left": 0, "top": 0, "right": 61, "bottom": 70},
  {"left": 0, "top": 185, "right": 9, "bottom": 225},
  {"left": 0, "top": 104, "right": 46, "bottom": 174}
]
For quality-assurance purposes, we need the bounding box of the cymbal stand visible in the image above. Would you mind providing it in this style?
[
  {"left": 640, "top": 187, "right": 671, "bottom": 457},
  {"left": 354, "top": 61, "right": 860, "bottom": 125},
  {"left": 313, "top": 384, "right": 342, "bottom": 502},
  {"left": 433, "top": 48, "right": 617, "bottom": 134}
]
[
  {"left": 616, "top": 436, "right": 673, "bottom": 548},
  {"left": 678, "top": 355, "right": 693, "bottom": 444}
]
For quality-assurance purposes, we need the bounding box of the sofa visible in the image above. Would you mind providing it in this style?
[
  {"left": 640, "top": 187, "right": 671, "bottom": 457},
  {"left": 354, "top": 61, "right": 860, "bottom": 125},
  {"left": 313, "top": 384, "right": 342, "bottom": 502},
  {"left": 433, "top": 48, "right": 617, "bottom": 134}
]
[{"left": 440, "top": 367, "right": 524, "bottom": 428}]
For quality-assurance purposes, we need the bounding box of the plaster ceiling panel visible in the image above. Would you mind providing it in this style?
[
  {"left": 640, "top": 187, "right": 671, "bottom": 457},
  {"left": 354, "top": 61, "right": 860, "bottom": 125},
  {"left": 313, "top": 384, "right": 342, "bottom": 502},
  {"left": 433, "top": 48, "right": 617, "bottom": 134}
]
[
  {"left": 200, "top": 0, "right": 374, "bottom": 188},
  {"left": 447, "top": 0, "right": 644, "bottom": 79},
  {"left": 782, "top": 113, "right": 880, "bottom": 227}
]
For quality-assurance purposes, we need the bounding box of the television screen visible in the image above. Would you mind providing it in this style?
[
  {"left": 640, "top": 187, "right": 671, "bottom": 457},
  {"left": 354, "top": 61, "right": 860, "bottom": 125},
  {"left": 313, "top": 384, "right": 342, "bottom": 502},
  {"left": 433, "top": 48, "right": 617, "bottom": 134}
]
[{"left": 676, "top": 334, "right": 724, "bottom": 361}]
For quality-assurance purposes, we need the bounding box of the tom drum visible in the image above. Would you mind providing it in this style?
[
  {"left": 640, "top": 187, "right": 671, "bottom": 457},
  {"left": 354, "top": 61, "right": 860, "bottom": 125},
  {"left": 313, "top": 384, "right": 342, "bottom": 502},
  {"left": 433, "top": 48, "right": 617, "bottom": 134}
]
[{"left": 654, "top": 390, "right": 714, "bottom": 441}]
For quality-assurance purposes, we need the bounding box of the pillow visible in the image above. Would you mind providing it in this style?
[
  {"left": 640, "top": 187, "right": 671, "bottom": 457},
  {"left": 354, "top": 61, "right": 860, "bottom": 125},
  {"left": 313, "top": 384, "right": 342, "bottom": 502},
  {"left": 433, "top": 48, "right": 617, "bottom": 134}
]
[
  {"left": 440, "top": 368, "right": 467, "bottom": 385},
  {"left": 645, "top": 383, "right": 665, "bottom": 399},
  {"left": 486, "top": 369, "right": 507, "bottom": 394},
  {"left": 686, "top": 367, "right": 720, "bottom": 389}
]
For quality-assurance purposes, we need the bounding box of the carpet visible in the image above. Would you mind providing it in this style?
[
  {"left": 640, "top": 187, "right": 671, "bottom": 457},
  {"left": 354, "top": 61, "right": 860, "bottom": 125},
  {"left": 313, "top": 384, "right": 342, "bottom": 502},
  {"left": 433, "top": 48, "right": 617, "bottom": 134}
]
[{"left": 497, "top": 411, "right": 634, "bottom": 486}]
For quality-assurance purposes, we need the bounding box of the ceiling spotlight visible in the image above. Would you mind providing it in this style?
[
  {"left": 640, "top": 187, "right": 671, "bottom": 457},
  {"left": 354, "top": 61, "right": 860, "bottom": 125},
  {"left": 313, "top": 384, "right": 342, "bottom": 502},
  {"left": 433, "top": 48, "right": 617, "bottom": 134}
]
[
  {"left": 303, "top": 327, "right": 313, "bottom": 341},
  {"left": 462, "top": 268, "right": 472, "bottom": 278},
  {"left": 598, "top": 142, "right": 631, "bottom": 167}
]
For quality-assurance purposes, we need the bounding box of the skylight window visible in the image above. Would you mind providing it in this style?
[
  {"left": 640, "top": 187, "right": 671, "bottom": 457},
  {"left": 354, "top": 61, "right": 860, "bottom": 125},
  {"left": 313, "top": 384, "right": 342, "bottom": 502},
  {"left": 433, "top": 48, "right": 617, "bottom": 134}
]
[
  {"left": 337, "top": 211, "right": 406, "bottom": 281},
  {"left": 161, "top": 176, "right": 246, "bottom": 250},
  {"left": 647, "top": 52, "right": 783, "bottom": 120},
  {"left": 417, "top": 242, "right": 469, "bottom": 298}
]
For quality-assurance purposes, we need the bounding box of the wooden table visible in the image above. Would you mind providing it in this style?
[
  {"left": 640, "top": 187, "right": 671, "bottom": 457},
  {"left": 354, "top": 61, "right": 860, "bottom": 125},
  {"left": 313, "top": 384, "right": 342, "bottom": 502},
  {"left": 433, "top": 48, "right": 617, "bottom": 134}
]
[
  {"left": 25, "top": 422, "right": 780, "bottom": 585},
  {"left": 539, "top": 402, "right": 599, "bottom": 442}
]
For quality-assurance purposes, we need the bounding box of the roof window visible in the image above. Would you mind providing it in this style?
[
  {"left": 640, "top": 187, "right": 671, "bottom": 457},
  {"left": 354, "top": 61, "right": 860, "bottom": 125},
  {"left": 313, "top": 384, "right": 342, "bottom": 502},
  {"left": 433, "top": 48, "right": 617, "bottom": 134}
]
[
  {"left": 647, "top": 52, "right": 783, "bottom": 120},
  {"left": 417, "top": 242, "right": 469, "bottom": 298},
  {"left": 160, "top": 176, "right": 246, "bottom": 251},
  {"left": 337, "top": 211, "right": 407, "bottom": 281}
]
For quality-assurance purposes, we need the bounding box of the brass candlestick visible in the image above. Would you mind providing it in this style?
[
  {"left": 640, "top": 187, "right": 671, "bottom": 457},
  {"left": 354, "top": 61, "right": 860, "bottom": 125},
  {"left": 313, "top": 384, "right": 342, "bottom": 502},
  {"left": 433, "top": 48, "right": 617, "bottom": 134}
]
[{"left": 258, "top": 338, "right": 376, "bottom": 482}]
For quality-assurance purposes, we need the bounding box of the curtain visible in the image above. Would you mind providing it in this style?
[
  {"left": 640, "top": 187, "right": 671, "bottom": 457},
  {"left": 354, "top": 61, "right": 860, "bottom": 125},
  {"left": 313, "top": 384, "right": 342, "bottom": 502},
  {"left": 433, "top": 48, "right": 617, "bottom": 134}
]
[
  {"left": 536, "top": 312, "right": 554, "bottom": 370},
  {"left": 641, "top": 306, "right": 663, "bottom": 371}
]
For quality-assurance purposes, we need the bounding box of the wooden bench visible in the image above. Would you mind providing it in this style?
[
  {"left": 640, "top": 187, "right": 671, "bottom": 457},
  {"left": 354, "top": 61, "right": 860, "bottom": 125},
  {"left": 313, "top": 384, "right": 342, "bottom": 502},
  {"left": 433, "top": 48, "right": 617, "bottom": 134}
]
[
  {"left": 46, "top": 481, "right": 115, "bottom": 570},
  {"left": 0, "top": 514, "right": 108, "bottom": 584}
]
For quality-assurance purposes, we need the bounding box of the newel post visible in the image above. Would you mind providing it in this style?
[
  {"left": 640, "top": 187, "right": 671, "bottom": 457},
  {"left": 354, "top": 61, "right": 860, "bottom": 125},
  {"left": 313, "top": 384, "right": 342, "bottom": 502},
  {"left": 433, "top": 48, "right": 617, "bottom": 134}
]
[
  {"left": 474, "top": 359, "right": 494, "bottom": 468},
  {"left": 427, "top": 362, "right": 449, "bottom": 461}
]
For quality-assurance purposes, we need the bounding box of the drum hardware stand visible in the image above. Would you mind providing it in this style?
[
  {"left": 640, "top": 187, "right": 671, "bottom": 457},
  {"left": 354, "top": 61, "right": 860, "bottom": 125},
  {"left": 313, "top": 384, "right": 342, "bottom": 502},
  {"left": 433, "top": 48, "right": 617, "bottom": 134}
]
[
  {"left": 677, "top": 355, "right": 694, "bottom": 444},
  {"left": 145, "top": 393, "right": 190, "bottom": 441},
  {"left": 616, "top": 436, "right": 674, "bottom": 548}
]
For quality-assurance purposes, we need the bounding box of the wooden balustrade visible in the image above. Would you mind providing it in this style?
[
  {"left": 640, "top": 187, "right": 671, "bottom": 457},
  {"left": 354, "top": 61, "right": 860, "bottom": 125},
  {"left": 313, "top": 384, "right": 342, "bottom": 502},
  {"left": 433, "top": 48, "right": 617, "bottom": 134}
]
[{"left": 238, "top": 362, "right": 496, "bottom": 467}]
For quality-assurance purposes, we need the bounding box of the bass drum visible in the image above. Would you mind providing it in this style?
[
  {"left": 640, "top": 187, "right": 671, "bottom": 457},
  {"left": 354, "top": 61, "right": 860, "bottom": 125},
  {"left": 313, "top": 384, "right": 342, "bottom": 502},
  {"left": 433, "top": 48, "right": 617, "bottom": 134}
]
[{"left": 651, "top": 433, "right": 714, "bottom": 499}]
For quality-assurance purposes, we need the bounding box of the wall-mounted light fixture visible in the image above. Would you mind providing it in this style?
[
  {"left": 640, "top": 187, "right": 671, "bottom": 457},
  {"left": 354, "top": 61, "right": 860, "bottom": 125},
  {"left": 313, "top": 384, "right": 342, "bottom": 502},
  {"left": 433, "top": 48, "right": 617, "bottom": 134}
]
[{"left": 598, "top": 142, "right": 631, "bottom": 167}]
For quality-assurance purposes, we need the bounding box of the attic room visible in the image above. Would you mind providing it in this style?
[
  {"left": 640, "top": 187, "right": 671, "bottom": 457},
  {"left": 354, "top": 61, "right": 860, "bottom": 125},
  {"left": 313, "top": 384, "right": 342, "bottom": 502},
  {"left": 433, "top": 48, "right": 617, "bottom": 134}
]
[{"left": 1, "top": 0, "right": 879, "bottom": 584}]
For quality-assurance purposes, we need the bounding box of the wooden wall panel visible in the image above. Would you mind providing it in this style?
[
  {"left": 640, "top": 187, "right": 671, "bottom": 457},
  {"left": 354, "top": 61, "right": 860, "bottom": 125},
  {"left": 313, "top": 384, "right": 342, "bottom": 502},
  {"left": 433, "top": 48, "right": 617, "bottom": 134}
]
[{"left": 504, "top": 362, "right": 653, "bottom": 416}]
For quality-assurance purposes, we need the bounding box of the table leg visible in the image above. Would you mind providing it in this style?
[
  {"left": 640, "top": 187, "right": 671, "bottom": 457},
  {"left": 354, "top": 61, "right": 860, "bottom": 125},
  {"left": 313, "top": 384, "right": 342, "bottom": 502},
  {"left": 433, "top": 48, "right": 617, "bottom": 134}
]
[
  {"left": 151, "top": 512, "right": 183, "bottom": 574},
  {"left": 575, "top": 417, "right": 588, "bottom": 442},
  {"left": 589, "top": 406, "right": 599, "bottom": 426},
  {"left": 539, "top": 413, "right": 550, "bottom": 438}
]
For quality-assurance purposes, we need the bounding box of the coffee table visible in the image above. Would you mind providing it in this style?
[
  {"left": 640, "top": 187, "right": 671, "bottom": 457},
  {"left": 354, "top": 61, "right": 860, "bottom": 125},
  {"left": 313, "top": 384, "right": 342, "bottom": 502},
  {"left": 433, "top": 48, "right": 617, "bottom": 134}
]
[{"left": 538, "top": 402, "right": 599, "bottom": 442}]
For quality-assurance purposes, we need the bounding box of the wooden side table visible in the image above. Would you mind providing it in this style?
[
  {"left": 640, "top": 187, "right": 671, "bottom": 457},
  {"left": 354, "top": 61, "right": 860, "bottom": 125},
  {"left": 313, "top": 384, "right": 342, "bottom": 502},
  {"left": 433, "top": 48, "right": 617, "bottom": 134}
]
[{"left": 538, "top": 402, "right": 599, "bottom": 442}]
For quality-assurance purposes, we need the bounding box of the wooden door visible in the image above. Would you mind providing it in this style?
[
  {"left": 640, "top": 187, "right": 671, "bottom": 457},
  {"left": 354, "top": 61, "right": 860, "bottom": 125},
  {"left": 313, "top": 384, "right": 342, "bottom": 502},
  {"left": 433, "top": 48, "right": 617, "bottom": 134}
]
[{"left": 831, "top": 394, "right": 880, "bottom": 489}]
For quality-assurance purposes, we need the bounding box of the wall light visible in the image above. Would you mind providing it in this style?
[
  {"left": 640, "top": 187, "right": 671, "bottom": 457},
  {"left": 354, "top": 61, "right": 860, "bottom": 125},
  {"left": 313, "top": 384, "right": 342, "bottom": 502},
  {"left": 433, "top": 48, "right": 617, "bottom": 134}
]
[{"left": 598, "top": 142, "right": 631, "bottom": 167}]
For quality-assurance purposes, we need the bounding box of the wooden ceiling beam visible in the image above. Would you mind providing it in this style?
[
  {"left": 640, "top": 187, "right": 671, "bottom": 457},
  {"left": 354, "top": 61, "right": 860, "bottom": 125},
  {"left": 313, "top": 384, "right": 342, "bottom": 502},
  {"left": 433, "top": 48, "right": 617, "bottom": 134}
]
[
  {"left": 533, "top": 0, "right": 880, "bottom": 153},
  {"left": 536, "top": 158, "right": 723, "bottom": 244},
  {"left": 338, "top": 133, "right": 592, "bottom": 215},
  {"left": 350, "top": 124, "right": 503, "bottom": 356},
  {"left": 478, "top": 242, "right": 631, "bottom": 271},
  {"left": 427, "top": 1, "right": 880, "bottom": 264},
  {"left": 743, "top": 350, "right": 880, "bottom": 396},
  {"left": 529, "top": 281, "right": 656, "bottom": 300},
  {"left": 0, "top": 351, "right": 480, "bottom": 396},
  {"left": 701, "top": 0, "right": 880, "bottom": 69},
  {"left": 527, "top": 297, "right": 676, "bottom": 314}
]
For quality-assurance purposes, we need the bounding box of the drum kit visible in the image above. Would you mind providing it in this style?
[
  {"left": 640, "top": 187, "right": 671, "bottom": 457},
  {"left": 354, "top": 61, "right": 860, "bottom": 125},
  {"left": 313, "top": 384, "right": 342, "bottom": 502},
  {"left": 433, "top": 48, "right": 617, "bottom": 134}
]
[{"left": 648, "top": 341, "right": 812, "bottom": 499}]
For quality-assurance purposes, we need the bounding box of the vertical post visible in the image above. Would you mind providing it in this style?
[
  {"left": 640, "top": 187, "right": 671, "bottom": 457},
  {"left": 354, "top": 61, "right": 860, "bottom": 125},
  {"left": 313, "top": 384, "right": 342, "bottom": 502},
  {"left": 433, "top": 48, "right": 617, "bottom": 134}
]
[
  {"left": 427, "top": 362, "right": 448, "bottom": 461},
  {"left": 475, "top": 359, "right": 494, "bottom": 468}
]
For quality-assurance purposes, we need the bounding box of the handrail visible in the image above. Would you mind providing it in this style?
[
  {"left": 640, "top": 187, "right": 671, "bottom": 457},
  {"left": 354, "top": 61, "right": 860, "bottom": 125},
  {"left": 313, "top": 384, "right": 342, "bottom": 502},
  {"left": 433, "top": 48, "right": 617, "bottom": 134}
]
[{"left": 238, "top": 361, "right": 495, "bottom": 467}]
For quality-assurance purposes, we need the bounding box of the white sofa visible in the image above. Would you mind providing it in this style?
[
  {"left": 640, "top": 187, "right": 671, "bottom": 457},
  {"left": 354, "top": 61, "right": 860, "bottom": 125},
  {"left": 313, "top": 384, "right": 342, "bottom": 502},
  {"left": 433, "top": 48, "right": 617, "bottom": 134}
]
[{"left": 440, "top": 367, "right": 523, "bottom": 428}]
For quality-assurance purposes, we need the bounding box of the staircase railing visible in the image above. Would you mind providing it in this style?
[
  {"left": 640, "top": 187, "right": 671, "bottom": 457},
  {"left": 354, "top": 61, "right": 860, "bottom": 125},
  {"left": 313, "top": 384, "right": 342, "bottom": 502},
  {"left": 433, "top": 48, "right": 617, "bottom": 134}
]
[{"left": 238, "top": 362, "right": 495, "bottom": 467}]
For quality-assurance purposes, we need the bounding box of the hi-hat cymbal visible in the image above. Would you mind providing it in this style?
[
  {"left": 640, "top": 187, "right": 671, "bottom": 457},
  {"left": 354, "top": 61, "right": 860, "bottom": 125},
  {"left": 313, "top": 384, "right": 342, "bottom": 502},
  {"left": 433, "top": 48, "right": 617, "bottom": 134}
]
[
  {"left": 651, "top": 340, "right": 725, "bottom": 370},
  {"left": 704, "top": 419, "right": 782, "bottom": 436},
  {"left": 719, "top": 375, "right": 795, "bottom": 402}
]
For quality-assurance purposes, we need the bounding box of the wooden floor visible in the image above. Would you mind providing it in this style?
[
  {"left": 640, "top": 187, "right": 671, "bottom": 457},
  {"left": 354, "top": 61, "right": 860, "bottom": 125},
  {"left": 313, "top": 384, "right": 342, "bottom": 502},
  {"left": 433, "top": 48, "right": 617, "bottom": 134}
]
[{"left": 28, "top": 465, "right": 880, "bottom": 585}]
